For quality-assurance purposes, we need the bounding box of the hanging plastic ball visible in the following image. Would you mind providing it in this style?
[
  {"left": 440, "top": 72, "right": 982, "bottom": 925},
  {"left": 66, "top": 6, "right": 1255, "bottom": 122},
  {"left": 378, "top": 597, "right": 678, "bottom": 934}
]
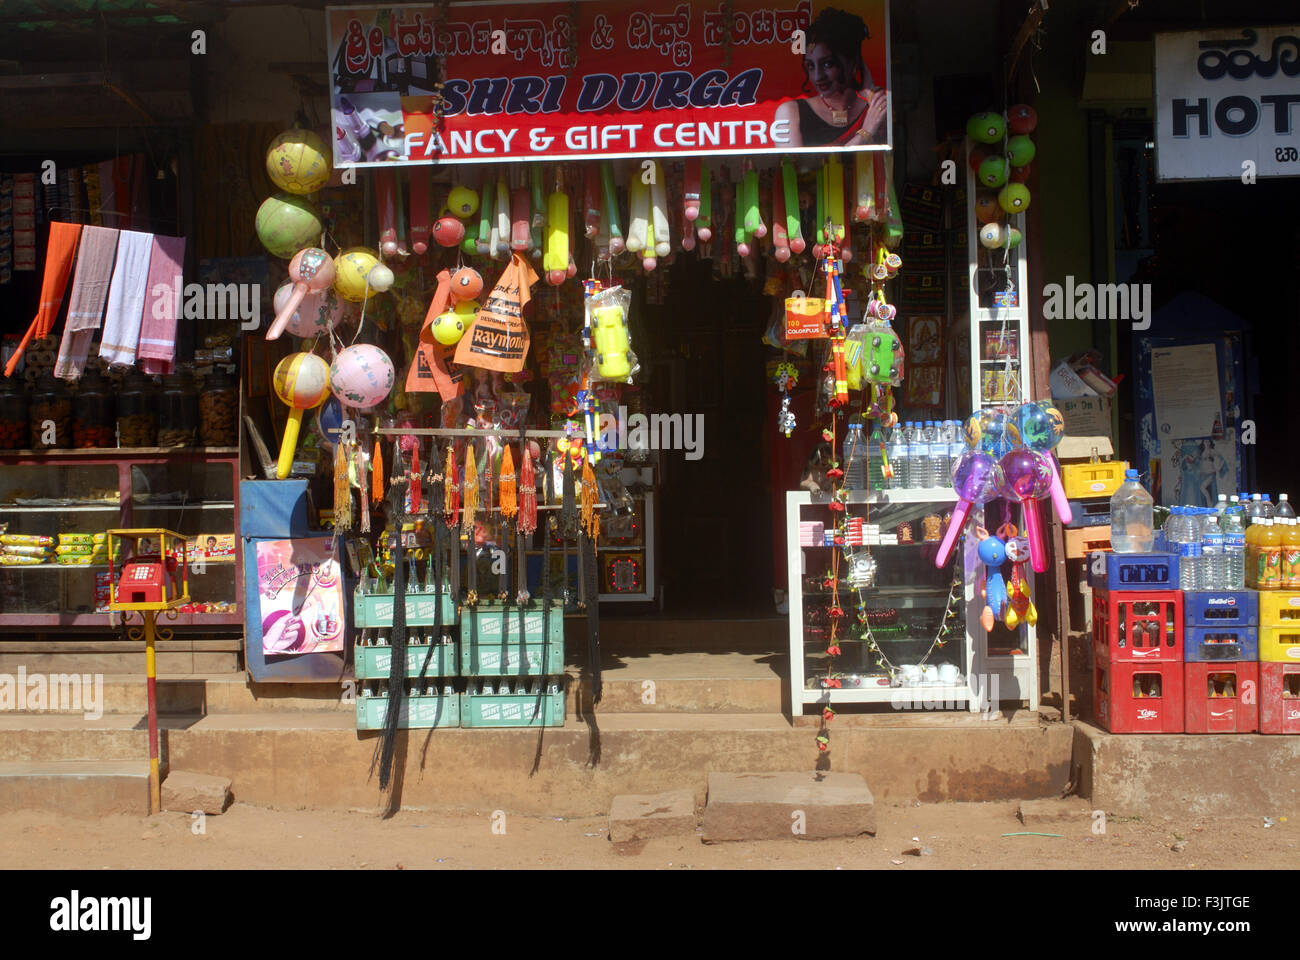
[
  {"left": 430, "top": 310, "right": 466, "bottom": 346},
  {"left": 368, "top": 263, "right": 395, "bottom": 293},
  {"left": 1007, "top": 135, "right": 1037, "bottom": 166},
  {"left": 975, "top": 192, "right": 1004, "bottom": 224},
  {"left": 979, "top": 223, "right": 1007, "bottom": 249},
  {"left": 978, "top": 156, "right": 1008, "bottom": 188},
  {"left": 432, "top": 216, "right": 465, "bottom": 247},
  {"left": 265, "top": 129, "right": 331, "bottom": 195},
  {"left": 450, "top": 266, "right": 483, "bottom": 302},
  {"left": 334, "top": 248, "right": 383, "bottom": 302},
  {"left": 1007, "top": 104, "right": 1038, "bottom": 135},
  {"left": 966, "top": 112, "right": 1006, "bottom": 144},
  {"left": 968, "top": 145, "right": 990, "bottom": 174},
  {"left": 255, "top": 193, "right": 323, "bottom": 259},
  {"left": 1009, "top": 163, "right": 1033, "bottom": 184},
  {"left": 998, "top": 183, "right": 1032, "bottom": 214},
  {"left": 329, "top": 344, "right": 395, "bottom": 411},
  {"left": 447, "top": 186, "right": 479, "bottom": 219},
  {"left": 1014, "top": 401, "right": 1060, "bottom": 453},
  {"left": 979, "top": 408, "right": 1015, "bottom": 459}
]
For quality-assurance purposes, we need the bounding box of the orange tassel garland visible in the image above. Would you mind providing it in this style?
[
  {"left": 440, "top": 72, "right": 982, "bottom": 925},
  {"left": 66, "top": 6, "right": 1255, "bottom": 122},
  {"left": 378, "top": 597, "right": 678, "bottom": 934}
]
[{"left": 499, "top": 444, "right": 518, "bottom": 520}]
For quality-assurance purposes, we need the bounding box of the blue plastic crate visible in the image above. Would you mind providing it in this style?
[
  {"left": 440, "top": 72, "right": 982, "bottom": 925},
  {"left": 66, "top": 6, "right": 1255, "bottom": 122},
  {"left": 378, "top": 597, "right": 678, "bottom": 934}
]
[
  {"left": 1065, "top": 498, "right": 1112, "bottom": 529},
  {"left": 1183, "top": 590, "right": 1259, "bottom": 628},
  {"left": 1088, "top": 552, "right": 1179, "bottom": 591},
  {"left": 1184, "top": 625, "right": 1259, "bottom": 662}
]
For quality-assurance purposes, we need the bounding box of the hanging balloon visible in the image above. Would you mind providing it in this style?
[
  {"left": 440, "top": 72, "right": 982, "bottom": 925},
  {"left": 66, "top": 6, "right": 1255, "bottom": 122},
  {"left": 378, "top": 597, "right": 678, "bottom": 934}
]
[
  {"left": 977, "top": 156, "right": 1008, "bottom": 189},
  {"left": 450, "top": 266, "right": 483, "bottom": 302},
  {"left": 333, "top": 248, "right": 383, "bottom": 302},
  {"left": 272, "top": 352, "right": 331, "bottom": 479},
  {"left": 430, "top": 310, "right": 466, "bottom": 346},
  {"left": 966, "top": 112, "right": 1006, "bottom": 144},
  {"left": 433, "top": 215, "right": 465, "bottom": 247},
  {"left": 998, "top": 183, "right": 1032, "bottom": 214},
  {"left": 447, "top": 185, "right": 479, "bottom": 219},
  {"left": 255, "top": 193, "right": 323, "bottom": 259},
  {"left": 265, "top": 129, "right": 331, "bottom": 195},
  {"left": 329, "top": 344, "right": 395, "bottom": 411},
  {"left": 1006, "top": 136, "right": 1037, "bottom": 167},
  {"left": 1007, "top": 104, "right": 1038, "bottom": 135}
]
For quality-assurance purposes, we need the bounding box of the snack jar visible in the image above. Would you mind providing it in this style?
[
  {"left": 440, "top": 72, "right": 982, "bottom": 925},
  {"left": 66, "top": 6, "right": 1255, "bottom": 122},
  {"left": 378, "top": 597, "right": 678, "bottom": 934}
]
[
  {"left": 72, "top": 370, "right": 115, "bottom": 448},
  {"left": 199, "top": 370, "right": 238, "bottom": 446},
  {"left": 0, "top": 377, "right": 29, "bottom": 450},
  {"left": 29, "top": 373, "right": 71, "bottom": 450},
  {"left": 116, "top": 373, "right": 158, "bottom": 447},
  {"left": 157, "top": 373, "right": 198, "bottom": 447}
]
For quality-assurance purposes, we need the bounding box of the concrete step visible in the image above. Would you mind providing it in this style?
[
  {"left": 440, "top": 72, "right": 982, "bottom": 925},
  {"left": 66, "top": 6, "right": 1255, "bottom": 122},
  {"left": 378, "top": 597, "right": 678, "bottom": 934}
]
[
  {"left": 0, "top": 639, "right": 240, "bottom": 674},
  {"left": 594, "top": 617, "right": 785, "bottom": 653},
  {"left": 0, "top": 713, "right": 165, "bottom": 762},
  {"left": 2, "top": 675, "right": 353, "bottom": 716},
  {"left": 0, "top": 760, "right": 150, "bottom": 816}
]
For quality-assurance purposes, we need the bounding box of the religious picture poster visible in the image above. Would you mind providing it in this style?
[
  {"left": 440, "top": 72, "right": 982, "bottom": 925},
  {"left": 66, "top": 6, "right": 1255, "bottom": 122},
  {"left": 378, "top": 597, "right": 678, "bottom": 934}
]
[
  {"left": 1161, "top": 429, "right": 1238, "bottom": 508},
  {"left": 256, "top": 537, "right": 346, "bottom": 655},
  {"left": 325, "top": 0, "right": 892, "bottom": 166}
]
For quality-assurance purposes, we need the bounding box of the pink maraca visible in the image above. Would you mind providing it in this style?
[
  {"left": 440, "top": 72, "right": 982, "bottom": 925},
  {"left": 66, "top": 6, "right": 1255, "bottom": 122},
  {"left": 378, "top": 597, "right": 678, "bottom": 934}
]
[
  {"left": 935, "top": 451, "right": 1003, "bottom": 568},
  {"left": 267, "top": 247, "right": 335, "bottom": 341},
  {"left": 999, "top": 449, "right": 1054, "bottom": 573}
]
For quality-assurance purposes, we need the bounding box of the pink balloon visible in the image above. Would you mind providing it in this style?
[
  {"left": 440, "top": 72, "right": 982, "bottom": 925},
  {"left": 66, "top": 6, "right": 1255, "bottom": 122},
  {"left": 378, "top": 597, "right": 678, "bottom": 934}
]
[{"left": 329, "top": 344, "right": 395, "bottom": 411}]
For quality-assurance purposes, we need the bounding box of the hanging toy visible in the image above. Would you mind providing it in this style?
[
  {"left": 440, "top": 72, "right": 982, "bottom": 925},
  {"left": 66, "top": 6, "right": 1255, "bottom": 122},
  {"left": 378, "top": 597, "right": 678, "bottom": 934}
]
[
  {"left": 409, "top": 167, "right": 432, "bottom": 254},
  {"left": 476, "top": 176, "right": 495, "bottom": 256},
  {"left": 683, "top": 157, "right": 702, "bottom": 222},
  {"left": 774, "top": 362, "right": 798, "bottom": 438},
  {"left": 976, "top": 527, "right": 1010, "bottom": 632},
  {"left": 599, "top": 161, "right": 624, "bottom": 255},
  {"left": 583, "top": 164, "right": 601, "bottom": 239},
  {"left": 510, "top": 183, "right": 531, "bottom": 251},
  {"left": 771, "top": 169, "right": 791, "bottom": 262},
  {"left": 1002, "top": 531, "right": 1038, "bottom": 630},
  {"left": 780, "top": 160, "right": 803, "bottom": 254},
  {"left": 999, "top": 449, "right": 1054, "bottom": 574},
  {"left": 935, "top": 450, "right": 1003, "bottom": 568},
  {"left": 376, "top": 168, "right": 399, "bottom": 257},
  {"left": 447, "top": 184, "right": 479, "bottom": 219},
  {"left": 649, "top": 162, "right": 671, "bottom": 258},
  {"left": 544, "top": 179, "right": 570, "bottom": 285},
  {"left": 266, "top": 128, "right": 331, "bottom": 195},
  {"left": 695, "top": 163, "right": 713, "bottom": 243},
  {"left": 1014, "top": 400, "right": 1070, "bottom": 523},
  {"left": 450, "top": 265, "right": 483, "bottom": 303},
  {"left": 625, "top": 172, "right": 648, "bottom": 255},
  {"left": 267, "top": 248, "right": 336, "bottom": 341},
  {"left": 272, "top": 352, "right": 331, "bottom": 479},
  {"left": 494, "top": 174, "right": 511, "bottom": 258},
  {"left": 329, "top": 344, "right": 395, "bottom": 411}
]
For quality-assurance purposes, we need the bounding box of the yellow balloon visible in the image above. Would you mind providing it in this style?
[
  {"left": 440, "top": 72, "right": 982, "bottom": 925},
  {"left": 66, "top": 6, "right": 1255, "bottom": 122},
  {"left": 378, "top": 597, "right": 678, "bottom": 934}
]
[{"left": 334, "top": 247, "right": 382, "bottom": 302}]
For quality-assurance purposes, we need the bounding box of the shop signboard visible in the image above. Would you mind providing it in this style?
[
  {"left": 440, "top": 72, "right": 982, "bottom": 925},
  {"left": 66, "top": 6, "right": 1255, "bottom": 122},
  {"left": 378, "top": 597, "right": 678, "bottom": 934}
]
[
  {"left": 1154, "top": 25, "right": 1300, "bottom": 181},
  {"left": 326, "top": 0, "right": 891, "bottom": 166}
]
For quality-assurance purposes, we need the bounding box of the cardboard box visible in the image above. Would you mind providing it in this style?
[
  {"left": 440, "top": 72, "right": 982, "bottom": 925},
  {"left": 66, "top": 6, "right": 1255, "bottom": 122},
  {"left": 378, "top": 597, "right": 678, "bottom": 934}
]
[
  {"left": 1054, "top": 395, "right": 1113, "bottom": 441},
  {"left": 1050, "top": 361, "right": 1096, "bottom": 398}
]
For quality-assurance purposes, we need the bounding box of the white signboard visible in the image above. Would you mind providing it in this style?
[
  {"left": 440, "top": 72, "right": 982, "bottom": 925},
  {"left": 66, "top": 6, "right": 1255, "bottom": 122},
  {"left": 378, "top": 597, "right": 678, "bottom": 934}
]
[{"left": 1155, "top": 26, "right": 1300, "bottom": 181}]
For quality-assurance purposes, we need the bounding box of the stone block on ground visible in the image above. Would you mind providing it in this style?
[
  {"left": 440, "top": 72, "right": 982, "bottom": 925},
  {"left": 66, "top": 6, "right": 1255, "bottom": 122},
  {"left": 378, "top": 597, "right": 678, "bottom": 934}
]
[
  {"left": 162, "top": 770, "right": 231, "bottom": 814},
  {"left": 702, "top": 771, "right": 875, "bottom": 842},
  {"left": 608, "top": 787, "right": 696, "bottom": 843},
  {"left": 1017, "top": 796, "right": 1094, "bottom": 827}
]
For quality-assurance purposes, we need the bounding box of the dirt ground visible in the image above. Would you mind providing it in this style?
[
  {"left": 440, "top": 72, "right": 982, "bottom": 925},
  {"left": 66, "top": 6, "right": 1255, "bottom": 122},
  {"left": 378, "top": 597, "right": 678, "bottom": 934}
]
[{"left": 1, "top": 800, "right": 1294, "bottom": 869}]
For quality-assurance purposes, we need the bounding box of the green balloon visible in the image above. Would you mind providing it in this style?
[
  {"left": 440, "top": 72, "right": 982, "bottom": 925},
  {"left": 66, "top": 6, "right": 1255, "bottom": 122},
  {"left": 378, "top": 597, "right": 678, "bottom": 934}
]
[
  {"left": 978, "top": 156, "right": 1008, "bottom": 188},
  {"left": 1007, "top": 135, "right": 1037, "bottom": 166},
  {"left": 966, "top": 111, "right": 1005, "bottom": 145},
  {"left": 255, "top": 192, "right": 323, "bottom": 259}
]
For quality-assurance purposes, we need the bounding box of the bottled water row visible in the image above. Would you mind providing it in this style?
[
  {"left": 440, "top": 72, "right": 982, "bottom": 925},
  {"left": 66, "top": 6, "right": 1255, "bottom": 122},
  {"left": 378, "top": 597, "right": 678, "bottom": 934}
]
[
  {"left": 1162, "top": 501, "right": 1246, "bottom": 591},
  {"left": 842, "top": 420, "right": 964, "bottom": 491}
]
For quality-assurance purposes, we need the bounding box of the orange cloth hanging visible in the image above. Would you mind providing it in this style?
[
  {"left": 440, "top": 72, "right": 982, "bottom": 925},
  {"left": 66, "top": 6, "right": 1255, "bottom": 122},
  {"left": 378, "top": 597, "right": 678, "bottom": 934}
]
[{"left": 6, "top": 222, "right": 83, "bottom": 377}]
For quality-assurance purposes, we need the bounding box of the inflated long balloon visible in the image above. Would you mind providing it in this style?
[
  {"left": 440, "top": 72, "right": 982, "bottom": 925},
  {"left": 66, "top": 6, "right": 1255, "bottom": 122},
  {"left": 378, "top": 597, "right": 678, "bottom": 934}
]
[
  {"left": 771, "top": 174, "right": 790, "bottom": 262},
  {"left": 853, "top": 153, "right": 873, "bottom": 223},
  {"left": 684, "top": 157, "right": 702, "bottom": 221},
  {"left": 393, "top": 169, "right": 409, "bottom": 255},
  {"left": 544, "top": 189, "right": 569, "bottom": 285},
  {"left": 696, "top": 163, "right": 713, "bottom": 243},
  {"left": 600, "top": 162, "right": 624, "bottom": 254},
  {"left": 826, "top": 155, "right": 845, "bottom": 243},
  {"left": 530, "top": 165, "right": 545, "bottom": 257},
  {"left": 376, "top": 168, "right": 398, "bottom": 256},
  {"left": 649, "top": 162, "right": 670, "bottom": 257},
  {"left": 477, "top": 176, "right": 495, "bottom": 256},
  {"left": 510, "top": 186, "right": 531, "bottom": 251},
  {"left": 643, "top": 210, "right": 657, "bottom": 272},
  {"left": 1047, "top": 454, "right": 1073, "bottom": 525},
  {"left": 583, "top": 164, "right": 601, "bottom": 239},
  {"left": 409, "top": 168, "right": 431, "bottom": 254},
  {"left": 494, "top": 175, "right": 510, "bottom": 257},
  {"left": 781, "top": 160, "right": 804, "bottom": 253},
  {"left": 626, "top": 174, "right": 648, "bottom": 254}
]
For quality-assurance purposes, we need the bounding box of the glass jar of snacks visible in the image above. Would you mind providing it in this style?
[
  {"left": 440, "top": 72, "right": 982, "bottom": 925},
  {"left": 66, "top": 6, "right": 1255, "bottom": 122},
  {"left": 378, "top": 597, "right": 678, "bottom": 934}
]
[
  {"left": 116, "top": 373, "right": 157, "bottom": 447},
  {"left": 157, "top": 373, "right": 198, "bottom": 447},
  {"left": 72, "top": 371, "right": 115, "bottom": 448},
  {"left": 29, "top": 374, "right": 71, "bottom": 450},
  {"left": 198, "top": 371, "right": 237, "bottom": 446},
  {"left": 0, "top": 378, "right": 29, "bottom": 450}
]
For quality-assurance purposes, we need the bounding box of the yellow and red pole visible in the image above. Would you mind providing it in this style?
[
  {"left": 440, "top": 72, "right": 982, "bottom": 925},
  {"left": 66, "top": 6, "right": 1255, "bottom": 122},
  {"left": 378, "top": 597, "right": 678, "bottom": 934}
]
[{"left": 144, "top": 609, "right": 161, "bottom": 814}]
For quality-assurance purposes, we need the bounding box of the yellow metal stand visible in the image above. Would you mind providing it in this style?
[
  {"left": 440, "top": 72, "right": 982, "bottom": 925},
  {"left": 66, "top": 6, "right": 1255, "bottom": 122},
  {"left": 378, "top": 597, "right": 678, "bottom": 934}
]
[{"left": 125, "top": 609, "right": 176, "bottom": 814}]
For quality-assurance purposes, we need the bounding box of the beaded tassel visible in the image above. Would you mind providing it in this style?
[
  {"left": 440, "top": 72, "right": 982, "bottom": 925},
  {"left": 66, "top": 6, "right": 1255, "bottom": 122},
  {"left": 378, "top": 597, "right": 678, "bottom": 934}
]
[
  {"left": 444, "top": 444, "right": 460, "bottom": 525},
  {"left": 461, "top": 444, "right": 479, "bottom": 536},
  {"left": 358, "top": 443, "right": 371, "bottom": 533},
  {"left": 580, "top": 456, "right": 599, "bottom": 541},
  {"left": 333, "top": 440, "right": 352, "bottom": 531},
  {"left": 499, "top": 444, "right": 517, "bottom": 520},
  {"left": 518, "top": 444, "right": 537, "bottom": 536},
  {"left": 371, "top": 439, "right": 384, "bottom": 504},
  {"left": 409, "top": 441, "right": 421, "bottom": 516}
]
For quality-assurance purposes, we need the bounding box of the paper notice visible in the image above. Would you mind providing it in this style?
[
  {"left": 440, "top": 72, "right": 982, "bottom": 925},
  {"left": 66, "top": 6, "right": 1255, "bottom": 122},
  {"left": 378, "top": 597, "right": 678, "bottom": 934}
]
[{"left": 1151, "top": 344, "right": 1221, "bottom": 440}]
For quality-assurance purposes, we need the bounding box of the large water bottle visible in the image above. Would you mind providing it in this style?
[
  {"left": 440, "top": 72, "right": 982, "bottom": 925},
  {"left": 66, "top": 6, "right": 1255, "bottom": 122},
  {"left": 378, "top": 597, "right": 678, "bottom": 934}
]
[
  {"left": 842, "top": 422, "right": 868, "bottom": 491},
  {"left": 1277, "top": 494, "right": 1297, "bottom": 519},
  {"left": 948, "top": 422, "right": 965, "bottom": 487},
  {"left": 886, "top": 425, "right": 909, "bottom": 490},
  {"left": 1223, "top": 503, "right": 1246, "bottom": 589},
  {"left": 931, "top": 422, "right": 952, "bottom": 488},
  {"left": 1248, "top": 494, "right": 1265, "bottom": 520},
  {"left": 1110, "top": 469, "right": 1154, "bottom": 553},
  {"left": 1262, "top": 494, "right": 1276, "bottom": 519},
  {"left": 1201, "top": 509, "right": 1226, "bottom": 590},
  {"left": 908, "top": 422, "right": 930, "bottom": 489},
  {"left": 1178, "top": 508, "right": 1203, "bottom": 590}
]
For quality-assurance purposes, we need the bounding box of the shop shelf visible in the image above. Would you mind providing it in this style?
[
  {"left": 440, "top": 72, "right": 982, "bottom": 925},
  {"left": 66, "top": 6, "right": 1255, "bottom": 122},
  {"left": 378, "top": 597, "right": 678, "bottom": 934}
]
[
  {"left": 354, "top": 640, "right": 458, "bottom": 680},
  {"left": 459, "top": 688, "right": 565, "bottom": 727},
  {"left": 355, "top": 692, "right": 459, "bottom": 730}
]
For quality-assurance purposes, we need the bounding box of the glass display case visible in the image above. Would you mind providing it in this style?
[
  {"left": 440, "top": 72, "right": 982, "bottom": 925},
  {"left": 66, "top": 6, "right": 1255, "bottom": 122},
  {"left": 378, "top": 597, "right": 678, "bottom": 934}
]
[
  {"left": 787, "top": 488, "right": 1039, "bottom": 711},
  {"left": 0, "top": 447, "right": 241, "bottom": 627}
]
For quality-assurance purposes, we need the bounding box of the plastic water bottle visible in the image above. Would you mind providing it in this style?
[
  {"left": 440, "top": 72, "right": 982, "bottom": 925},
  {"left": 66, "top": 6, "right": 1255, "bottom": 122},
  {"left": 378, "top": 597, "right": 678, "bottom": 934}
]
[
  {"left": 842, "top": 422, "right": 868, "bottom": 491},
  {"left": 930, "top": 422, "right": 952, "bottom": 488},
  {"left": 1223, "top": 503, "right": 1246, "bottom": 589},
  {"left": 948, "top": 423, "right": 965, "bottom": 487},
  {"left": 1248, "top": 494, "right": 1265, "bottom": 520},
  {"left": 1110, "top": 469, "right": 1154, "bottom": 553},
  {"left": 887, "top": 425, "right": 909, "bottom": 490},
  {"left": 1215, "top": 493, "right": 1228, "bottom": 518},
  {"left": 1179, "top": 509, "right": 1203, "bottom": 590},
  {"left": 1262, "top": 494, "right": 1276, "bottom": 519},
  {"left": 1278, "top": 494, "right": 1297, "bottom": 519},
  {"left": 1201, "top": 509, "right": 1226, "bottom": 590},
  {"left": 910, "top": 422, "right": 931, "bottom": 489}
]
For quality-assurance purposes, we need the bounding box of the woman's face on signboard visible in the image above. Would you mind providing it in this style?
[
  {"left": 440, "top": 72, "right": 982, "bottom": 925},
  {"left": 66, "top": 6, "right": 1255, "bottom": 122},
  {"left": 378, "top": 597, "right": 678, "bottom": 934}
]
[{"left": 804, "top": 43, "right": 849, "bottom": 96}]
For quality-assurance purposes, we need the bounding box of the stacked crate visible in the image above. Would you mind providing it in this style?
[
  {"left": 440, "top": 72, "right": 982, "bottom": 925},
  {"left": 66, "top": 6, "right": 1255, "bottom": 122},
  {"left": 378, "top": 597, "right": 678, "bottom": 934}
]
[
  {"left": 1182, "top": 590, "right": 1259, "bottom": 734},
  {"left": 1259, "top": 592, "right": 1300, "bottom": 734},
  {"left": 353, "top": 587, "right": 460, "bottom": 730},
  {"left": 459, "top": 601, "right": 566, "bottom": 728},
  {"left": 1061, "top": 458, "right": 1127, "bottom": 559},
  {"left": 1090, "top": 552, "right": 1184, "bottom": 732}
]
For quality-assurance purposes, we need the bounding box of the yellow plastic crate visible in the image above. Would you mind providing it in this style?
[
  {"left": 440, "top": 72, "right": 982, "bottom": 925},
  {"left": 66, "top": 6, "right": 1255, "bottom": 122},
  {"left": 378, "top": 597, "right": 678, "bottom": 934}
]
[
  {"left": 1259, "top": 591, "right": 1300, "bottom": 628},
  {"left": 1260, "top": 624, "right": 1300, "bottom": 663},
  {"left": 1061, "top": 460, "right": 1128, "bottom": 500},
  {"left": 1066, "top": 525, "right": 1111, "bottom": 559}
]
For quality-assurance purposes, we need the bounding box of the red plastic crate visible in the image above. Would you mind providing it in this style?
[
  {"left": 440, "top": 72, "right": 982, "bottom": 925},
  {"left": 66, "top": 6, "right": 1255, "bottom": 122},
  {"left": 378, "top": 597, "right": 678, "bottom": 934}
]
[
  {"left": 1092, "top": 589, "right": 1183, "bottom": 663},
  {"left": 1094, "top": 659, "right": 1185, "bottom": 733},
  {"left": 1259, "top": 662, "right": 1300, "bottom": 735},
  {"left": 1183, "top": 661, "right": 1259, "bottom": 734}
]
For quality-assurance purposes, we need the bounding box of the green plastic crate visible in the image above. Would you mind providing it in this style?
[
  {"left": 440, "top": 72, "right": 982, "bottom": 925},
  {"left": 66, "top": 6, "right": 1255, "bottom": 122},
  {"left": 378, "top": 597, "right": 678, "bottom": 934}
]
[
  {"left": 459, "top": 689, "right": 565, "bottom": 728},
  {"left": 354, "top": 641, "right": 458, "bottom": 680},
  {"left": 355, "top": 693, "right": 460, "bottom": 730},
  {"left": 461, "top": 602, "right": 564, "bottom": 676},
  {"left": 353, "top": 588, "right": 457, "bottom": 628}
]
